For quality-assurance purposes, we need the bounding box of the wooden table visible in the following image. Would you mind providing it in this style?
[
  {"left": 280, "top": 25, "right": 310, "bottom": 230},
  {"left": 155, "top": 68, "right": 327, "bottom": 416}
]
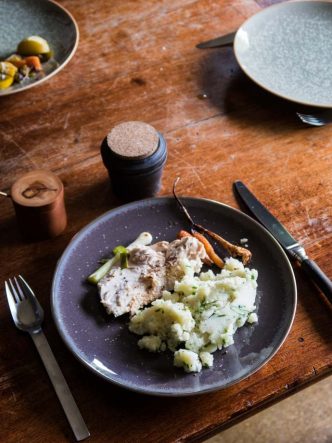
[{"left": 1, "top": 0, "right": 332, "bottom": 441}]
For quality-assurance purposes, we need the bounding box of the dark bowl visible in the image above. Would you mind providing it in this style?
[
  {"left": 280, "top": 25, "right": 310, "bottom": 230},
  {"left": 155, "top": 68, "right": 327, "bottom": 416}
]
[{"left": 0, "top": 0, "right": 79, "bottom": 96}]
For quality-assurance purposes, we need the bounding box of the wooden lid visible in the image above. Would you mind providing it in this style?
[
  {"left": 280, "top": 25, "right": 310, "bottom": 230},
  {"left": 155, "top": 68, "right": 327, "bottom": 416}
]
[
  {"left": 106, "top": 121, "right": 159, "bottom": 160},
  {"left": 11, "top": 169, "right": 64, "bottom": 208}
]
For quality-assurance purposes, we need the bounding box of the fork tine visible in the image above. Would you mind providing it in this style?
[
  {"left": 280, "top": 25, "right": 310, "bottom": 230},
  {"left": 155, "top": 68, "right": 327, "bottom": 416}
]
[
  {"left": 5, "top": 281, "right": 16, "bottom": 303},
  {"left": 14, "top": 276, "right": 26, "bottom": 300},
  {"left": 8, "top": 278, "right": 21, "bottom": 302},
  {"left": 17, "top": 275, "right": 41, "bottom": 316},
  {"left": 18, "top": 275, "right": 35, "bottom": 298},
  {"left": 18, "top": 275, "right": 38, "bottom": 306},
  {"left": 5, "top": 281, "right": 18, "bottom": 321}
]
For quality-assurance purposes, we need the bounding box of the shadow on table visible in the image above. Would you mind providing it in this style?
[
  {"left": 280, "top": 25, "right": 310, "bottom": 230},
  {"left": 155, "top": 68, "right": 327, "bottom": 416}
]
[
  {"left": 77, "top": 368, "right": 230, "bottom": 440},
  {"left": 65, "top": 176, "right": 121, "bottom": 228},
  {"left": 197, "top": 48, "right": 315, "bottom": 129},
  {"left": 0, "top": 215, "right": 22, "bottom": 247}
]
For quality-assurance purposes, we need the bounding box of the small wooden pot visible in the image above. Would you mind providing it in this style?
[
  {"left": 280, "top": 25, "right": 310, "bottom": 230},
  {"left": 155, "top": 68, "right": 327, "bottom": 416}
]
[{"left": 11, "top": 170, "right": 67, "bottom": 240}]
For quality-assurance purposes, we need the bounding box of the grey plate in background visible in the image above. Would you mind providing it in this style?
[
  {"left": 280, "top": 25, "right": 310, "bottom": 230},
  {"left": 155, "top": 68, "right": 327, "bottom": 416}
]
[
  {"left": 234, "top": 1, "right": 332, "bottom": 107},
  {"left": 0, "top": 0, "right": 79, "bottom": 96},
  {"left": 52, "top": 197, "right": 297, "bottom": 396}
]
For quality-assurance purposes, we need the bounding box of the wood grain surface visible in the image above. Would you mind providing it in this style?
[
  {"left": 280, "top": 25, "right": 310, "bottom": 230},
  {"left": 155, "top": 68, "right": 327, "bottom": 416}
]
[{"left": 1, "top": 0, "right": 332, "bottom": 442}]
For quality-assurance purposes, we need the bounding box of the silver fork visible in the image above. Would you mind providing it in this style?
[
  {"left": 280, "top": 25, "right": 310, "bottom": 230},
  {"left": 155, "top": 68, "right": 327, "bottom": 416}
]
[
  {"left": 296, "top": 110, "right": 332, "bottom": 126},
  {"left": 5, "top": 276, "right": 90, "bottom": 441}
]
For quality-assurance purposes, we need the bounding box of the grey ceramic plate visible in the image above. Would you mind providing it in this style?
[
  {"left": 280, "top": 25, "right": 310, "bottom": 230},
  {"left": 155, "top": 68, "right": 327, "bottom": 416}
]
[
  {"left": 0, "top": 0, "right": 78, "bottom": 96},
  {"left": 52, "top": 197, "right": 297, "bottom": 397},
  {"left": 234, "top": 1, "right": 332, "bottom": 107}
]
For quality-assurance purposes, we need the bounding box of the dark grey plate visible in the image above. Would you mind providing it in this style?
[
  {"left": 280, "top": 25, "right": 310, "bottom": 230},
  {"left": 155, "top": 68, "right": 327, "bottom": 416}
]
[
  {"left": 52, "top": 197, "right": 297, "bottom": 397},
  {"left": 0, "top": 0, "right": 79, "bottom": 96}
]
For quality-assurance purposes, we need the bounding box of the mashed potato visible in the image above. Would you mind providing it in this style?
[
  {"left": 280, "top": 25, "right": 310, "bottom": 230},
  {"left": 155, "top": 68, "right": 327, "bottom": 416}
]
[{"left": 129, "top": 257, "right": 258, "bottom": 372}]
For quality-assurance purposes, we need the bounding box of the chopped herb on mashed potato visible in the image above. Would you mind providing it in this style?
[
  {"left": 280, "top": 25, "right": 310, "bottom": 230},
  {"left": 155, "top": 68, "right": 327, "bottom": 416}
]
[{"left": 129, "top": 257, "right": 258, "bottom": 373}]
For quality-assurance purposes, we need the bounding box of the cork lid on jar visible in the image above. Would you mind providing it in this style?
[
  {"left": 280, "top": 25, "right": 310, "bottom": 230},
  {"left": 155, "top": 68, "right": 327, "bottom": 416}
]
[
  {"left": 11, "top": 169, "right": 64, "bottom": 209},
  {"left": 106, "top": 121, "right": 159, "bottom": 160}
]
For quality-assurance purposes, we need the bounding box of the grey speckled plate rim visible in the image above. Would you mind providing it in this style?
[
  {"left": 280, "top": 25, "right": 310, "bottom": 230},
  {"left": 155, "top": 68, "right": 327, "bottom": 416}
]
[
  {"left": 51, "top": 196, "right": 297, "bottom": 397},
  {"left": 0, "top": 0, "right": 79, "bottom": 97},
  {"left": 233, "top": 0, "right": 332, "bottom": 108}
]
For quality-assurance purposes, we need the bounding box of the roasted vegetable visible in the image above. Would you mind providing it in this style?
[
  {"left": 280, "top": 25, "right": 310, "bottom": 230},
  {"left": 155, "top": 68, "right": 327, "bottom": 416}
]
[
  {"left": 24, "top": 56, "right": 42, "bottom": 71},
  {"left": 191, "top": 231, "right": 224, "bottom": 268},
  {"left": 120, "top": 252, "right": 129, "bottom": 269},
  {"left": 173, "top": 177, "right": 252, "bottom": 265},
  {"left": 113, "top": 245, "right": 129, "bottom": 269},
  {"left": 87, "top": 232, "right": 153, "bottom": 284},
  {"left": 87, "top": 254, "right": 120, "bottom": 285},
  {"left": 113, "top": 245, "right": 128, "bottom": 255},
  {"left": 196, "top": 226, "right": 252, "bottom": 265}
]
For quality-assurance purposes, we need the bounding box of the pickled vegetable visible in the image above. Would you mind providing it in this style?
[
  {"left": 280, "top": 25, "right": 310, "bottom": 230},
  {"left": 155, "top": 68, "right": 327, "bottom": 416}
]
[
  {"left": 0, "top": 76, "right": 15, "bottom": 89},
  {"left": 24, "top": 56, "right": 42, "bottom": 71},
  {"left": 6, "top": 54, "right": 26, "bottom": 68},
  {"left": 17, "top": 35, "right": 50, "bottom": 56},
  {"left": 0, "top": 62, "right": 17, "bottom": 89},
  {"left": 0, "top": 36, "right": 53, "bottom": 90}
]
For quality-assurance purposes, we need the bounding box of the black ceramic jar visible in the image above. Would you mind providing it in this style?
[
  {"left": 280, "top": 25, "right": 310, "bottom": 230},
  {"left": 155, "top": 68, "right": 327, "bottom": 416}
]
[{"left": 101, "top": 121, "right": 167, "bottom": 201}]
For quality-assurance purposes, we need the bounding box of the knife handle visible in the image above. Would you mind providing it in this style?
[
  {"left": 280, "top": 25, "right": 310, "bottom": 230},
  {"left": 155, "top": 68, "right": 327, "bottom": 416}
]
[{"left": 301, "top": 259, "right": 332, "bottom": 301}]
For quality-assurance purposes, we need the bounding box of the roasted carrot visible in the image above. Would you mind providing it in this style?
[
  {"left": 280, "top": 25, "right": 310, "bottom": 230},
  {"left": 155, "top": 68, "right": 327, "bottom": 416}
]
[
  {"left": 177, "top": 230, "right": 191, "bottom": 239},
  {"left": 191, "top": 231, "right": 224, "bottom": 268},
  {"left": 24, "top": 56, "right": 42, "bottom": 71}
]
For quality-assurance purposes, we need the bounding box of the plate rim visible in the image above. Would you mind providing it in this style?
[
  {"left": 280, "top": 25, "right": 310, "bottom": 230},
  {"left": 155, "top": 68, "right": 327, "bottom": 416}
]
[
  {"left": 51, "top": 196, "right": 297, "bottom": 397},
  {"left": 233, "top": 0, "right": 332, "bottom": 108},
  {"left": 0, "top": 0, "right": 79, "bottom": 97}
]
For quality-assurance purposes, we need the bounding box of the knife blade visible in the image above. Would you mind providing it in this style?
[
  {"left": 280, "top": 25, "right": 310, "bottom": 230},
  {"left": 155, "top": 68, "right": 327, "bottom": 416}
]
[
  {"left": 234, "top": 180, "right": 332, "bottom": 302},
  {"left": 196, "top": 31, "right": 236, "bottom": 49}
]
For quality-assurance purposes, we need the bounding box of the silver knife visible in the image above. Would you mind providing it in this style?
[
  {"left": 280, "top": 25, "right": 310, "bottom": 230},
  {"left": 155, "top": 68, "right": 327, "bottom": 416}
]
[
  {"left": 196, "top": 31, "right": 236, "bottom": 49},
  {"left": 234, "top": 181, "right": 332, "bottom": 301}
]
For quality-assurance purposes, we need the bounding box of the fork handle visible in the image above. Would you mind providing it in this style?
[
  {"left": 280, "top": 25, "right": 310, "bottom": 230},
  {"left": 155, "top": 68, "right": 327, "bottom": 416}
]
[{"left": 31, "top": 331, "right": 90, "bottom": 441}]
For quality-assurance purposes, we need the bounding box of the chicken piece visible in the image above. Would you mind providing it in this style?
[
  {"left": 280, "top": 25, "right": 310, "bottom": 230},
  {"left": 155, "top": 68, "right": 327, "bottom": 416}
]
[
  {"left": 98, "top": 243, "right": 166, "bottom": 317},
  {"left": 98, "top": 237, "right": 207, "bottom": 317},
  {"left": 150, "top": 241, "right": 169, "bottom": 254},
  {"left": 165, "top": 236, "right": 206, "bottom": 290}
]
